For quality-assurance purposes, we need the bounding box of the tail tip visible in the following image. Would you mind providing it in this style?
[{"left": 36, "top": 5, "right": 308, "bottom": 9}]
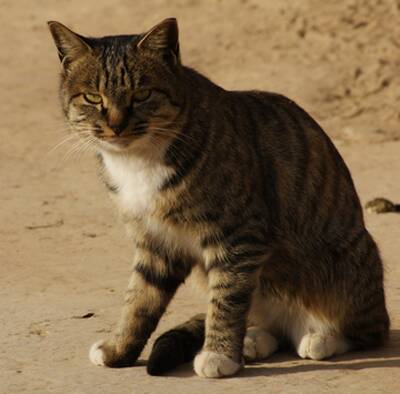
[{"left": 147, "top": 332, "right": 186, "bottom": 375}]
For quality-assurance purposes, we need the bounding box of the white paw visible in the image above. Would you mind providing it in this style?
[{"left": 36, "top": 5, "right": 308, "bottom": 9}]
[
  {"left": 89, "top": 340, "right": 106, "bottom": 366},
  {"left": 297, "top": 333, "right": 340, "bottom": 360},
  {"left": 194, "top": 351, "right": 242, "bottom": 378},
  {"left": 243, "top": 327, "right": 278, "bottom": 362}
]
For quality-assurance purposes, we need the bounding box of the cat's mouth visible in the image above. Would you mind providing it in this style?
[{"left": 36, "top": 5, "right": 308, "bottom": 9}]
[
  {"left": 95, "top": 130, "right": 147, "bottom": 150},
  {"left": 101, "top": 135, "right": 133, "bottom": 144}
]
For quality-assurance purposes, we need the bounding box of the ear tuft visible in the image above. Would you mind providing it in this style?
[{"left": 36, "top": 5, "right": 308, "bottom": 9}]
[
  {"left": 137, "top": 18, "right": 179, "bottom": 59},
  {"left": 47, "top": 21, "right": 91, "bottom": 65}
]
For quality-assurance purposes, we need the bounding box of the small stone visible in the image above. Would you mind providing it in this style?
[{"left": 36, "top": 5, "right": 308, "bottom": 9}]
[{"left": 365, "top": 198, "right": 398, "bottom": 214}]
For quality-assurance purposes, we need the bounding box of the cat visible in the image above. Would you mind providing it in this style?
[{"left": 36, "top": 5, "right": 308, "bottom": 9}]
[{"left": 48, "top": 18, "right": 390, "bottom": 378}]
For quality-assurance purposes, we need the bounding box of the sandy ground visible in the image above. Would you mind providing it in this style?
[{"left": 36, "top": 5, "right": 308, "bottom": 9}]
[{"left": 1, "top": 0, "right": 399, "bottom": 393}]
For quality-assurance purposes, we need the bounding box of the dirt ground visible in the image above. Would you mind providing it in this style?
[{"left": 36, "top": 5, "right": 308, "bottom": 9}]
[{"left": 1, "top": 0, "right": 399, "bottom": 393}]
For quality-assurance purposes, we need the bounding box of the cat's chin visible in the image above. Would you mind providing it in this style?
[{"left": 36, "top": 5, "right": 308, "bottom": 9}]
[
  {"left": 97, "top": 137, "right": 137, "bottom": 153},
  {"left": 96, "top": 133, "right": 168, "bottom": 157}
]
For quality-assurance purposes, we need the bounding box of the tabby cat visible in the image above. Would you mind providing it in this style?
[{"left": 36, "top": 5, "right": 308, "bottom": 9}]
[{"left": 48, "top": 18, "right": 390, "bottom": 378}]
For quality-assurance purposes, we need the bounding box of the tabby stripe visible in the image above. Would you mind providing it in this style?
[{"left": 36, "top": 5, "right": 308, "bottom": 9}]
[
  {"left": 357, "top": 236, "right": 377, "bottom": 267},
  {"left": 206, "top": 244, "right": 266, "bottom": 272},
  {"left": 306, "top": 152, "right": 329, "bottom": 232},
  {"left": 193, "top": 210, "right": 222, "bottom": 224},
  {"left": 134, "top": 262, "right": 182, "bottom": 293},
  {"left": 348, "top": 257, "right": 380, "bottom": 303},
  {"left": 67, "top": 93, "right": 82, "bottom": 106},
  {"left": 134, "top": 307, "right": 160, "bottom": 327},
  {"left": 346, "top": 229, "right": 368, "bottom": 253},
  {"left": 235, "top": 260, "right": 263, "bottom": 273},
  {"left": 162, "top": 113, "right": 209, "bottom": 190},
  {"left": 208, "top": 320, "right": 241, "bottom": 332},
  {"left": 122, "top": 52, "right": 131, "bottom": 87},
  {"left": 280, "top": 103, "right": 312, "bottom": 215},
  {"left": 135, "top": 240, "right": 168, "bottom": 263},
  {"left": 133, "top": 317, "right": 164, "bottom": 342},
  {"left": 228, "top": 233, "right": 266, "bottom": 248},
  {"left": 245, "top": 96, "right": 281, "bottom": 228},
  {"left": 179, "top": 110, "right": 222, "bottom": 190},
  {"left": 342, "top": 185, "right": 359, "bottom": 226},
  {"left": 119, "top": 66, "right": 126, "bottom": 87},
  {"left": 163, "top": 205, "right": 185, "bottom": 221},
  {"left": 320, "top": 141, "right": 343, "bottom": 236},
  {"left": 221, "top": 290, "right": 252, "bottom": 306},
  {"left": 210, "top": 298, "right": 233, "bottom": 315},
  {"left": 95, "top": 73, "right": 101, "bottom": 91},
  {"left": 331, "top": 229, "right": 366, "bottom": 260},
  {"left": 201, "top": 214, "right": 260, "bottom": 247},
  {"left": 231, "top": 247, "right": 268, "bottom": 262},
  {"left": 205, "top": 333, "right": 237, "bottom": 343},
  {"left": 111, "top": 74, "right": 119, "bottom": 89},
  {"left": 153, "top": 88, "right": 180, "bottom": 107},
  {"left": 102, "top": 57, "right": 109, "bottom": 89},
  {"left": 210, "top": 282, "right": 236, "bottom": 291}
]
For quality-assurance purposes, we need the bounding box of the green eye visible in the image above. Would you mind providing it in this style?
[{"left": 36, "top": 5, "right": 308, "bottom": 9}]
[
  {"left": 134, "top": 90, "right": 151, "bottom": 102},
  {"left": 83, "top": 93, "right": 103, "bottom": 105}
]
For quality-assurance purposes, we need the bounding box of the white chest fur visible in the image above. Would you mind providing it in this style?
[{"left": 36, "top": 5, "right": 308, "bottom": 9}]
[
  {"left": 101, "top": 151, "right": 203, "bottom": 260},
  {"left": 101, "top": 151, "right": 172, "bottom": 217}
]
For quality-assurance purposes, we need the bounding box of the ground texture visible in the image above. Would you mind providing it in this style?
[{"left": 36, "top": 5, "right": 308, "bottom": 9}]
[{"left": 1, "top": 1, "right": 399, "bottom": 393}]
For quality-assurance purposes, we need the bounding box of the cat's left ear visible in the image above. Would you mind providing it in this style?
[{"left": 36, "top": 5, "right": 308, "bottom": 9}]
[
  {"left": 47, "top": 21, "right": 92, "bottom": 68},
  {"left": 136, "top": 18, "right": 180, "bottom": 64}
]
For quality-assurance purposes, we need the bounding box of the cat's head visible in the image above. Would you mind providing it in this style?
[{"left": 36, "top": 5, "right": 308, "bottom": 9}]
[{"left": 48, "top": 18, "right": 184, "bottom": 153}]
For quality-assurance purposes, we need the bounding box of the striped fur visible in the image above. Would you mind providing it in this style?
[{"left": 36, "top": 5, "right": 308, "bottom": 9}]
[{"left": 49, "top": 18, "right": 390, "bottom": 377}]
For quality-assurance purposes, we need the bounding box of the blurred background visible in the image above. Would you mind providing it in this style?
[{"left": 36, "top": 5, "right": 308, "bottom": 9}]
[
  {"left": 1, "top": 1, "right": 399, "bottom": 393},
  {"left": 2, "top": 0, "right": 400, "bottom": 143}
]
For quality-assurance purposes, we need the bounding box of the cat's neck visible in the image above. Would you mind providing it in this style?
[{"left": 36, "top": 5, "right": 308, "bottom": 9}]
[{"left": 181, "top": 66, "right": 225, "bottom": 102}]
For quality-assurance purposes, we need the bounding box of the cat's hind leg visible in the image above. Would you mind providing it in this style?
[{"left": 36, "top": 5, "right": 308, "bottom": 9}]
[
  {"left": 243, "top": 326, "right": 279, "bottom": 362},
  {"left": 296, "top": 332, "right": 350, "bottom": 360},
  {"left": 250, "top": 288, "right": 351, "bottom": 361},
  {"left": 291, "top": 315, "right": 351, "bottom": 360}
]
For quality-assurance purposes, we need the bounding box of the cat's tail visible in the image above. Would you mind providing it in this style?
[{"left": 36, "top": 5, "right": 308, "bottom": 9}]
[{"left": 147, "top": 313, "right": 205, "bottom": 375}]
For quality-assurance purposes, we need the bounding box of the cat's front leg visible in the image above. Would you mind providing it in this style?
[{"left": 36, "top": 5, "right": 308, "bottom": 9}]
[
  {"left": 90, "top": 243, "right": 190, "bottom": 368},
  {"left": 194, "top": 254, "right": 261, "bottom": 378}
]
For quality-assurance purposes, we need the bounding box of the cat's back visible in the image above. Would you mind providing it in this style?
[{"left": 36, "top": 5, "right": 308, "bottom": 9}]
[{"left": 221, "top": 89, "right": 364, "bottom": 241}]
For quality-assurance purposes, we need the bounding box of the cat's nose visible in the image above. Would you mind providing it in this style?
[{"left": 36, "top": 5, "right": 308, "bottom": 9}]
[
  {"left": 112, "top": 125, "right": 124, "bottom": 136},
  {"left": 107, "top": 107, "right": 128, "bottom": 136}
]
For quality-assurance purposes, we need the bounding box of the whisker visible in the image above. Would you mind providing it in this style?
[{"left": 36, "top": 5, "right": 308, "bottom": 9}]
[
  {"left": 61, "top": 133, "right": 97, "bottom": 163},
  {"left": 147, "top": 128, "right": 195, "bottom": 147},
  {"left": 136, "top": 123, "right": 198, "bottom": 143},
  {"left": 47, "top": 133, "right": 80, "bottom": 155}
]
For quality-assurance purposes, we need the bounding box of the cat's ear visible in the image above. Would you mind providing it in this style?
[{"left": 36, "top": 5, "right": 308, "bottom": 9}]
[
  {"left": 47, "top": 21, "right": 92, "bottom": 68},
  {"left": 136, "top": 18, "right": 180, "bottom": 64}
]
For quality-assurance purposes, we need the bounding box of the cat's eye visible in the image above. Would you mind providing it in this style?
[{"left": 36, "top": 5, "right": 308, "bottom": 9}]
[
  {"left": 134, "top": 90, "right": 152, "bottom": 103},
  {"left": 83, "top": 93, "right": 103, "bottom": 105}
]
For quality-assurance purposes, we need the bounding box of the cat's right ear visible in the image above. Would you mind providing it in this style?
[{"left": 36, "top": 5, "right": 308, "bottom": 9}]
[
  {"left": 47, "top": 21, "right": 91, "bottom": 69},
  {"left": 136, "top": 18, "right": 180, "bottom": 65}
]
